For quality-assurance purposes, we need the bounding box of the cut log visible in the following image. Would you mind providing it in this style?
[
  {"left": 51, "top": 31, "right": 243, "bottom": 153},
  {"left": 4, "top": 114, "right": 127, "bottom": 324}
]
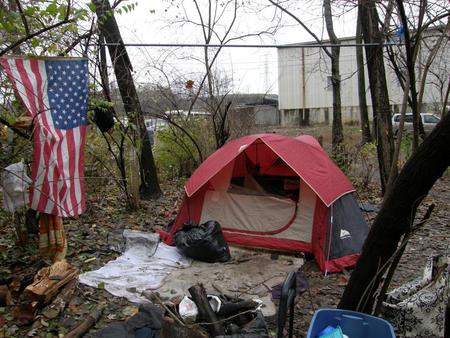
[
  {"left": 217, "top": 299, "right": 258, "bottom": 317},
  {"left": 189, "top": 283, "right": 225, "bottom": 337},
  {"left": 42, "top": 279, "right": 78, "bottom": 319},
  {"left": 0, "top": 285, "right": 12, "bottom": 306},
  {"left": 63, "top": 304, "right": 105, "bottom": 338},
  {"left": 25, "top": 261, "right": 78, "bottom": 303}
]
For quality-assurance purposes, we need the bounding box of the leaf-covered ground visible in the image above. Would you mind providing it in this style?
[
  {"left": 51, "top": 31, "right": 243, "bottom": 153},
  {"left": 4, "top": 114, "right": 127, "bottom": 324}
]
[{"left": 0, "top": 147, "right": 449, "bottom": 337}]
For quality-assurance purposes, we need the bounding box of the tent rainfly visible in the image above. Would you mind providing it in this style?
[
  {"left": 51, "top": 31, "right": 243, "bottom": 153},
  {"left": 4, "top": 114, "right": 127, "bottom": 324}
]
[{"left": 159, "top": 134, "right": 369, "bottom": 273}]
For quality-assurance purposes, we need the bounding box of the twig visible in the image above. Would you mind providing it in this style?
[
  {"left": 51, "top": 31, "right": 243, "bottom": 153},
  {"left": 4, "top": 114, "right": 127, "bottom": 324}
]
[
  {"left": 144, "top": 291, "right": 186, "bottom": 327},
  {"left": 373, "top": 204, "right": 435, "bottom": 315},
  {"left": 0, "top": 19, "right": 74, "bottom": 57},
  {"left": 0, "top": 116, "right": 31, "bottom": 139},
  {"left": 237, "top": 273, "right": 284, "bottom": 297},
  {"left": 357, "top": 203, "right": 435, "bottom": 313}
]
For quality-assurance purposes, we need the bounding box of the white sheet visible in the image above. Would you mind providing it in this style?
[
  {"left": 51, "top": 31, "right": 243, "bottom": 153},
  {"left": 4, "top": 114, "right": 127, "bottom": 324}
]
[{"left": 79, "top": 241, "right": 192, "bottom": 303}]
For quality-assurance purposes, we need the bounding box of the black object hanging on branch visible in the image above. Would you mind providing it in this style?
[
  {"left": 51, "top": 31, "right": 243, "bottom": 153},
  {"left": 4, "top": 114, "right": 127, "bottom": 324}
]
[{"left": 93, "top": 105, "right": 115, "bottom": 133}]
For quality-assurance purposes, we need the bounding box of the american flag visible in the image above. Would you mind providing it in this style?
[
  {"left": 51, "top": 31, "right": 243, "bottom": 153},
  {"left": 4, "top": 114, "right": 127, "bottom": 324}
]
[{"left": 0, "top": 57, "right": 88, "bottom": 217}]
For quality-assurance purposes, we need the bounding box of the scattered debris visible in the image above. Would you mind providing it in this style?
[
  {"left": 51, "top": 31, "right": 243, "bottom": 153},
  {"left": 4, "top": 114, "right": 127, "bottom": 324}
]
[
  {"left": 64, "top": 304, "right": 105, "bottom": 338},
  {"left": 149, "top": 282, "right": 269, "bottom": 337},
  {"left": 0, "top": 174, "right": 448, "bottom": 337}
]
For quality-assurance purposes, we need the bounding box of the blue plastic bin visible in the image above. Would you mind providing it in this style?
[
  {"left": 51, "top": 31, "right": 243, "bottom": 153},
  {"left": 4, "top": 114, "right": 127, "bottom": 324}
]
[{"left": 306, "top": 309, "right": 396, "bottom": 338}]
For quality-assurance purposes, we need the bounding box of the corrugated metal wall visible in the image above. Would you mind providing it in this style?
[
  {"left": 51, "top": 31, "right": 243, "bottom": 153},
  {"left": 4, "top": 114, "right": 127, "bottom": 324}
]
[{"left": 277, "top": 36, "right": 449, "bottom": 121}]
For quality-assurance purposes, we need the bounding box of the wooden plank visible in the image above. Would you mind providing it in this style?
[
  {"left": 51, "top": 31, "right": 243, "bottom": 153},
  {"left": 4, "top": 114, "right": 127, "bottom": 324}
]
[{"left": 25, "top": 262, "right": 79, "bottom": 303}]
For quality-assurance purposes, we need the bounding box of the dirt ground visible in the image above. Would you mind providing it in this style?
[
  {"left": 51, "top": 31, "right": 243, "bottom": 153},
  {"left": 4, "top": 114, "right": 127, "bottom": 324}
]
[{"left": 0, "top": 127, "right": 449, "bottom": 337}]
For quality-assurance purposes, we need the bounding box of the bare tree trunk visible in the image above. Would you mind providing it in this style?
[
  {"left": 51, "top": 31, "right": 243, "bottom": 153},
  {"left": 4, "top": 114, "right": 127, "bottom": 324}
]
[
  {"left": 339, "top": 112, "right": 450, "bottom": 313},
  {"left": 323, "top": 0, "right": 344, "bottom": 152},
  {"left": 94, "top": 0, "right": 161, "bottom": 199},
  {"left": 417, "top": 19, "right": 450, "bottom": 120},
  {"left": 356, "top": 7, "right": 372, "bottom": 144},
  {"left": 396, "top": 0, "right": 425, "bottom": 149},
  {"left": 359, "top": 0, "right": 395, "bottom": 195}
]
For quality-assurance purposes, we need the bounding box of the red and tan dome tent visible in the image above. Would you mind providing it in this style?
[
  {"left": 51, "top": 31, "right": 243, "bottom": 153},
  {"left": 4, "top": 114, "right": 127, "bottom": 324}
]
[{"left": 160, "top": 134, "right": 369, "bottom": 273}]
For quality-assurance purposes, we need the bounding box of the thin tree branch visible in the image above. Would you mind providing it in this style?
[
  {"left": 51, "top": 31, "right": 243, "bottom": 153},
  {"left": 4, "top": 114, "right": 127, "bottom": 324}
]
[
  {"left": 0, "top": 116, "right": 31, "bottom": 139},
  {"left": 0, "top": 19, "right": 74, "bottom": 57},
  {"left": 15, "top": 0, "right": 29, "bottom": 36},
  {"left": 268, "top": 0, "right": 332, "bottom": 58}
]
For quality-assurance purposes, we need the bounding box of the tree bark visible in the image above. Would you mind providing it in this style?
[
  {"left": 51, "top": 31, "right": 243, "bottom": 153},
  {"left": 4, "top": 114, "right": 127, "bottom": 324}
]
[
  {"left": 356, "top": 7, "right": 372, "bottom": 144},
  {"left": 41, "top": 279, "right": 78, "bottom": 319},
  {"left": 339, "top": 112, "right": 450, "bottom": 313},
  {"left": 323, "top": 0, "right": 344, "bottom": 151},
  {"left": 395, "top": 0, "right": 424, "bottom": 149},
  {"left": 359, "top": 0, "right": 395, "bottom": 195},
  {"left": 94, "top": 0, "right": 161, "bottom": 199},
  {"left": 188, "top": 284, "right": 225, "bottom": 337}
]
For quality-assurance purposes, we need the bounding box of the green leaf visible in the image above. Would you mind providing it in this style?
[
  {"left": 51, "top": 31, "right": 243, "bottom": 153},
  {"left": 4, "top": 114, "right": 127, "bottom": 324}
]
[
  {"left": 30, "top": 37, "right": 39, "bottom": 47},
  {"left": 98, "top": 282, "right": 105, "bottom": 289},
  {"left": 88, "top": 3, "right": 96, "bottom": 12},
  {"left": 46, "top": 3, "right": 57, "bottom": 16},
  {"left": 23, "top": 7, "right": 37, "bottom": 16}
]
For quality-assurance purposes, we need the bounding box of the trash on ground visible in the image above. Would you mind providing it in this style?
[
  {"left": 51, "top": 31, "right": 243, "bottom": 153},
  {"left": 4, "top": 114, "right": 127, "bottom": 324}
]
[
  {"left": 156, "top": 246, "right": 304, "bottom": 317},
  {"left": 179, "top": 295, "right": 198, "bottom": 323},
  {"left": 174, "top": 220, "right": 231, "bottom": 263},
  {"left": 152, "top": 282, "right": 270, "bottom": 337},
  {"left": 271, "top": 269, "right": 308, "bottom": 299}
]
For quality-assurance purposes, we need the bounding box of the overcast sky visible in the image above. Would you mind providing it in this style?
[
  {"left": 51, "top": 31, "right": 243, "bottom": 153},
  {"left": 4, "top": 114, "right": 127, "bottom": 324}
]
[{"left": 115, "top": 0, "right": 358, "bottom": 94}]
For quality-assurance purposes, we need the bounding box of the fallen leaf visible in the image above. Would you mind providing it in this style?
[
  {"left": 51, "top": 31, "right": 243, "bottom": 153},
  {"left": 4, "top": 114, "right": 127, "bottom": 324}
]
[
  {"left": 337, "top": 275, "right": 349, "bottom": 287},
  {"left": 42, "top": 306, "right": 59, "bottom": 320},
  {"left": 121, "top": 306, "right": 139, "bottom": 318},
  {"left": 11, "top": 302, "right": 38, "bottom": 325},
  {"left": 84, "top": 257, "right": 96, "bottom": 264}
]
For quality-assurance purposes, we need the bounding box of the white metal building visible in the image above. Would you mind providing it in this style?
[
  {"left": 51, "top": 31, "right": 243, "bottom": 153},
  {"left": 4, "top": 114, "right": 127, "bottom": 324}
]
[{"left": 277, "top": 33, "right": 449, "bottom": 125}]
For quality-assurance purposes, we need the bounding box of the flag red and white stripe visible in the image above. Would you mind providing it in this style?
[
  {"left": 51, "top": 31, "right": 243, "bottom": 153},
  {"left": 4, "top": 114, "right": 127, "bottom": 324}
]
[{"left": 0, "top": 57, "right": 88, "bottom": 217}]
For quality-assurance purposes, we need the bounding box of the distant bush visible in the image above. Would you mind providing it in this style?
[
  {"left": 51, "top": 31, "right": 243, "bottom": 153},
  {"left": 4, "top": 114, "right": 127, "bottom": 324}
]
[{"left": 153, "top": 117, "right": 215, "bottom": 181}]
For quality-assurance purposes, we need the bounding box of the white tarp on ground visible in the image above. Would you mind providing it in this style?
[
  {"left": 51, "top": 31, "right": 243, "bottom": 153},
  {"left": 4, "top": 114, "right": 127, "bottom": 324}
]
[{"left": 79, "top": 231, "right": 192, "bottom": 303}]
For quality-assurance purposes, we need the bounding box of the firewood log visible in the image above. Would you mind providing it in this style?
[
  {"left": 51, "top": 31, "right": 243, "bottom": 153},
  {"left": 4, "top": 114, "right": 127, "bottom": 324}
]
[{"left": 189, "top": 283, "right": 225, "bottom": 337}]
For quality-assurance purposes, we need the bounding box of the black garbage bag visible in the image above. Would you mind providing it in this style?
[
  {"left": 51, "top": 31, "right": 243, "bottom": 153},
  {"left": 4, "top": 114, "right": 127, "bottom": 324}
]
[
  {"left": 216, "top": 311, "right": 270, "bottom": 338},
  {"left": 174, "top": 220, "right": 231, "bottom": 263},
  {"left": 93, "top": 105, "right": 115, "bottom": 133}
]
